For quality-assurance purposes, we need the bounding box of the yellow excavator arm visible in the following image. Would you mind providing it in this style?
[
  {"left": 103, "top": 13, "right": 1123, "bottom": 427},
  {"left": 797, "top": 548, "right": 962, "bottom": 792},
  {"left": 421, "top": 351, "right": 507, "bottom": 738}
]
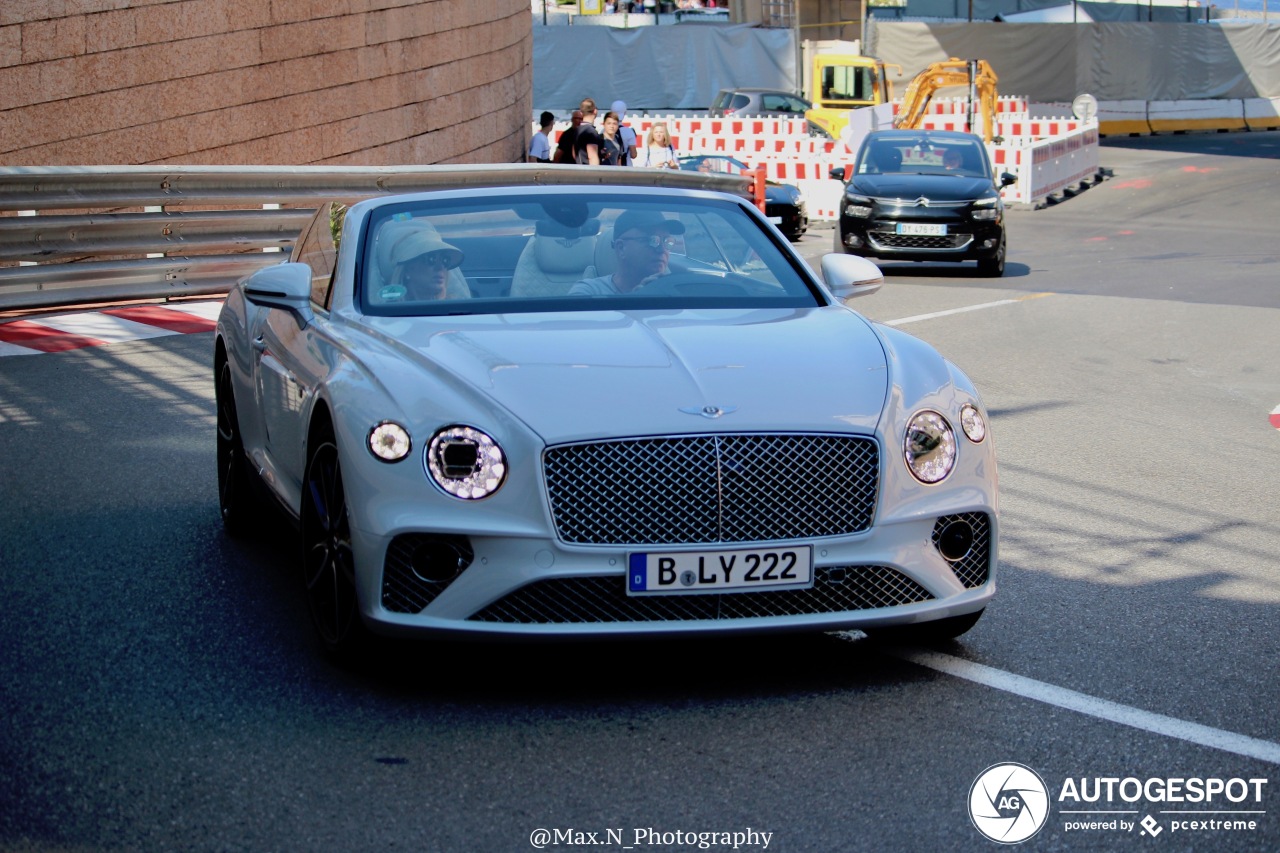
[{"left": 895, "top": 58, "right": 999, "bottom": 142}]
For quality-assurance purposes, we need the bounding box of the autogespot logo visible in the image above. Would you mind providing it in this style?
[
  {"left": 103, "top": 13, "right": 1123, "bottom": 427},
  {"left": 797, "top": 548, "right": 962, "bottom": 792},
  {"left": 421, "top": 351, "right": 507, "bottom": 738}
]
[{"left": 969, "top": 763, "right": 1050, "bottom": 844}]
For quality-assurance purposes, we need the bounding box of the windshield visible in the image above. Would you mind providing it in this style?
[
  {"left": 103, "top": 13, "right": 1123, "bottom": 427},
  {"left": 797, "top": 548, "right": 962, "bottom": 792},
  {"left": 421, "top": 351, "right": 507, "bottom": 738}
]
[
  {"left": 358, "top": 192, "right": 821, "bottom": 316},
  {"left": 857, "top": 136, "right": 992, "bottom": 179},
  {"left": 820, "top": 65, "right": 877, "bottom": 105}
]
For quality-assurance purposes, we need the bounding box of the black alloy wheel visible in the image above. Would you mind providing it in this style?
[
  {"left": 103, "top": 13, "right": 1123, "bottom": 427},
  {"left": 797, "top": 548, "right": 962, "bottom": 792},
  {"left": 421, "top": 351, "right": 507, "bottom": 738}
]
[
  {"left": 216, "top": 355, "right": 261, "bottom": 537},
  {"left": 301, "top": 421, "right": 364, "bottom": 655}
]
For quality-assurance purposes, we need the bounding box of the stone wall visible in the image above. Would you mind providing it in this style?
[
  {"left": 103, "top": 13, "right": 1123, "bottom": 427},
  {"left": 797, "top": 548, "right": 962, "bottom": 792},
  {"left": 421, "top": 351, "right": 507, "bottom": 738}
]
[{"left": 0, "top": 0, "right": 532, "bottom": 166}]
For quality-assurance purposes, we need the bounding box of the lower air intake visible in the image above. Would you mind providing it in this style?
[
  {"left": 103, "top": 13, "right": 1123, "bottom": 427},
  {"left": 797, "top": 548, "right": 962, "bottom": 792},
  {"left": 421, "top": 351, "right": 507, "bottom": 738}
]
[{"left": 468, "top": 565, "right": 932, "bottom": 624}]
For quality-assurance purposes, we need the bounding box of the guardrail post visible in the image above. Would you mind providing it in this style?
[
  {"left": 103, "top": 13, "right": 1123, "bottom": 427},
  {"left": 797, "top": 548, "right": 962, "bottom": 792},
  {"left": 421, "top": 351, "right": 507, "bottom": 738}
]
[
  {"left": 145, "top": 206, "right": 165, "bottom": 258},
  {"left": 17, "top": 210, "right": 36, "bottom": 266},
  {"left": 263, "top": 203, "right": 283, "bottom": 252}
]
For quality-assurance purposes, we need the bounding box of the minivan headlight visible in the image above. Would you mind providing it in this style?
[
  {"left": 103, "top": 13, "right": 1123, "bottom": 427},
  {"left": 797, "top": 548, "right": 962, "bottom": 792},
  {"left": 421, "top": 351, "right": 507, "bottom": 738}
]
[
  {"left": 844, "top": 195, "right": 873, "bottom": 218},
  {"left": 971, "top": 196, "right": 1000, "bottom": 221}
]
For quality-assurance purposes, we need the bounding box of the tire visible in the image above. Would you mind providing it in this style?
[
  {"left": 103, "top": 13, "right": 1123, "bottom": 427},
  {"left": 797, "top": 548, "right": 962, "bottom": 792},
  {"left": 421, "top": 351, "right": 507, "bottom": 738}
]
[
  {"left": 215, "top": 353, "right": 263, "bottom": 537},
  {"left": 866, "top": 609, "right": 984, "bottom": 644},
  {"left": 300, "top": 418, "right": 368, "bottom": 657},
  {"left": 976, "top": 237, "right": 1006, "bottom": 277}
]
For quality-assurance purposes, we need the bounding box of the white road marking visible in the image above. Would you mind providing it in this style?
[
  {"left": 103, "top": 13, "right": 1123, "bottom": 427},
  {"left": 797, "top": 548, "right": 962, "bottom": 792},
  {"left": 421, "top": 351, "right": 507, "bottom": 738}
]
[
  {"left": 885, "top": 292, "right": 1054, "bottom": 326},
  {"left": 165, "top": 301, "right": 224, "bottom": 321},
  {"left": 0, "top": 340, "right": 41, "bottom": 357},
  {"left": 889, "top": 648, "right": 1280, "bottom": 765}
]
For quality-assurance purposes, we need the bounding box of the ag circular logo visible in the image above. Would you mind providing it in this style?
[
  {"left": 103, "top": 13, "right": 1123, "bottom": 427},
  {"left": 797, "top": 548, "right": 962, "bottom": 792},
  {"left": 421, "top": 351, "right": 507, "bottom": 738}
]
[{"left": 968, "top": 763, "right": 1050, "bottom": 844}]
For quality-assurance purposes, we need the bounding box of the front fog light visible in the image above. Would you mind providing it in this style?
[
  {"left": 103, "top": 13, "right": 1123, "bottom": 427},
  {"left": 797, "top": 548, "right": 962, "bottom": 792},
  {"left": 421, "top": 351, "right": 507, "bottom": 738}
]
[
  {"left": 904, "top": 410, "right": 956, "bottom": 484},
  {"left": 368, "top": 421, "right": 411, "bottom": 462},
  {"left": 427, "top": 425, "right": 506, "bottom": 499},
  {"left": 960, "top": 404, "right": 987, "bottom": 443}
]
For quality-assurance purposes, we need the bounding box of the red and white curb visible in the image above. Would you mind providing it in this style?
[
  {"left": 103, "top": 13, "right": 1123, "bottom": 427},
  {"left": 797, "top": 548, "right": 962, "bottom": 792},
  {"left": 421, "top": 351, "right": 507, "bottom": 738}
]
[
  {"left": 1271, "top": 404, "right": 1280, "bottom": 433},
  {"left": 0, "top": 301, "right": 221, "bottom": 357}
]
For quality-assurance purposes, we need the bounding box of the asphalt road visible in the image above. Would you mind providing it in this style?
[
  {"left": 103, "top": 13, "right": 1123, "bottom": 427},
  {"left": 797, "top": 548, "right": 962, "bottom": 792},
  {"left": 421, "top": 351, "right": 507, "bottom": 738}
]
[{"left": 2, "top": 131, "right": 1278, "bottom": 852}]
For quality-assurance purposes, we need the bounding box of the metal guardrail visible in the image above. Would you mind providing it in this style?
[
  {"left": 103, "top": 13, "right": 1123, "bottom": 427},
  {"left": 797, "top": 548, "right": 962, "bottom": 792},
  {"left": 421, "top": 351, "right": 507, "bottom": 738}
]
[{"left": 0, "top": 164, "right": 754, "bottom": 312}]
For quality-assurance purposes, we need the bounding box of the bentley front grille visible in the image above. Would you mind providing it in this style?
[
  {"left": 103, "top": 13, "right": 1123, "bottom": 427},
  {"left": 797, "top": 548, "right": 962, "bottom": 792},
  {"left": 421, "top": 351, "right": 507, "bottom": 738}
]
[
  {"left": 468, "top": 565, "right": 933, "bottom": 624},
  {"left": 544, "top": 434, "right": 879, "bottom": 545}
]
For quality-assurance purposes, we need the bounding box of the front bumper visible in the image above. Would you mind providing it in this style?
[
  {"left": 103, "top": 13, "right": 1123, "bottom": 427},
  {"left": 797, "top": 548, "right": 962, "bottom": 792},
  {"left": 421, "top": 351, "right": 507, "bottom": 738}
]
[
  {"left": 769, "top": 200, "right": 808, "bottom": 239},
  {"left": 837, "top": 213, "right": 1003, "bottom": 263},
  {"left": 354, "top": 508, "right": 997, "bottom": 639}
]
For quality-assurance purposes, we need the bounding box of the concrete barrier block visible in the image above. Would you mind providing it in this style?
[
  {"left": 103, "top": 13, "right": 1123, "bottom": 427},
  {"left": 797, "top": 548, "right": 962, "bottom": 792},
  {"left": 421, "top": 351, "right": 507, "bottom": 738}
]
[
  {"left": 1147, "top": 99, "right": 1245, "bottom": 132},
  {"left": 1097, "top": 100, "right": 1151, "bottom": 136},
  {"left": 1244, "top": 98, "right": 1280, "bottom": 130}
]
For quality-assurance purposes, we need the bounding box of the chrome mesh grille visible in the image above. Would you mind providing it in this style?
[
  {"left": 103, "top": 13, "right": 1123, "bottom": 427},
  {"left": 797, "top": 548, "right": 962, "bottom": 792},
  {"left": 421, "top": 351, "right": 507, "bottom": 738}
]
[
  {"left": 932, "top": 512, "right": 992, "bottom": 588},
  {"left": 468, "top": 565, "right": 933, "bottom": 624},
  {"left": 544, "top": 434, "right": 879, "bottom": 545}
]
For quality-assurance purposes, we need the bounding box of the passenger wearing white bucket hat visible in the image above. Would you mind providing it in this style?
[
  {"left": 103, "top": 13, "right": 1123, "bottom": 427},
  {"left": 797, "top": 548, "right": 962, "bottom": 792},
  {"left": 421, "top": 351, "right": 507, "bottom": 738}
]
[{"left": 384, "top": 225, "right": 464, "bottom": 301}]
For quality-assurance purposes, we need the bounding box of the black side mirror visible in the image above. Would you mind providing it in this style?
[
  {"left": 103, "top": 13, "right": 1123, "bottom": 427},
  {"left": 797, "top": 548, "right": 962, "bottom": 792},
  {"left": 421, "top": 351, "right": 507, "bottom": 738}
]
[{"left": 1000, "top": 172, "right": 1017, "bottom": 188}]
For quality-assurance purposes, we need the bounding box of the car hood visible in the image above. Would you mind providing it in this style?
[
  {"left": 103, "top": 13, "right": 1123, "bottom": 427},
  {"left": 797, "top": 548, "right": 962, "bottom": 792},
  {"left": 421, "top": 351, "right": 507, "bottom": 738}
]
[
  {"left": 366, "top": 307, "right": 889, "bottom": 444},
  {"left": 852, "top": 173, "right": 993, "bottom": 202}
]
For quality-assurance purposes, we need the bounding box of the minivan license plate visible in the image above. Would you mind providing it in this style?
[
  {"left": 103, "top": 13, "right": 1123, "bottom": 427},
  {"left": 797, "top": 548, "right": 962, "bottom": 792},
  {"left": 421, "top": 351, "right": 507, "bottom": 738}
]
[
  {"left": 897, "top": 223, "right": 946, "bottom": 236},
  {"left": 627, "top": 547, "right": 813, "bottom": 595}
]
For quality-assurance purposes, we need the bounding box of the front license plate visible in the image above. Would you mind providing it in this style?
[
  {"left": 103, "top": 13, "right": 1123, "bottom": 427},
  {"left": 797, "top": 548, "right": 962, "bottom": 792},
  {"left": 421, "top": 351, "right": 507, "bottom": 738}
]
[
  {"left": 897, "top": 222, "right": 947, "bottom": 236},
  {"left": 768, "top": 215, "right": 784, "bottom": 224},
  {"left": 627, "top": 547, "right": 813, "bottom": 595}
]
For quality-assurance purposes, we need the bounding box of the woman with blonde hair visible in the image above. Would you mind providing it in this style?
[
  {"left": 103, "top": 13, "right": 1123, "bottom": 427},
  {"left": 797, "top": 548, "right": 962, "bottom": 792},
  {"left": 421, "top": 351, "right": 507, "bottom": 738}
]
[{"left": 632, "top": 122, "right": 678, "bottom": 169}]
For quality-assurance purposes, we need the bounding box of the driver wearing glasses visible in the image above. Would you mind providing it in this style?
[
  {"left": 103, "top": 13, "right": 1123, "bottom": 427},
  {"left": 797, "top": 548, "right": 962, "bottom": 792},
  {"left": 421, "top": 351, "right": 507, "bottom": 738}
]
[{"left": 569, "top": 210, "right": 685, "bottom": 296}]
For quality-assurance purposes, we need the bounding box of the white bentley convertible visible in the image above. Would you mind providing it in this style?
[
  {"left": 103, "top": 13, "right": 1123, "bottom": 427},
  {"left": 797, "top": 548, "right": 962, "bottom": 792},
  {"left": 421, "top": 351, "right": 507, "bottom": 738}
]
[{"left": 215, "top": 176, "right": 997, "bottom": 655}]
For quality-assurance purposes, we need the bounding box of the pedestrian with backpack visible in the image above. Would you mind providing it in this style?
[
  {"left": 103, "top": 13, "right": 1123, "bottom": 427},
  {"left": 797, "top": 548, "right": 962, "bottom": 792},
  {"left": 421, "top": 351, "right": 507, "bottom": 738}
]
[
  {"left": 599, "top": 111, "right": 628, "bottom": 166},
  {"left": 610, "top": 100, "right": 639, "bottom": 163}
]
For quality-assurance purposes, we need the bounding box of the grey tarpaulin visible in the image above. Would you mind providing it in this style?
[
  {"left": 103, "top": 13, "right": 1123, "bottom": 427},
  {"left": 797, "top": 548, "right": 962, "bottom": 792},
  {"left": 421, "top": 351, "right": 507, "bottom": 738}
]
[
  {"left": 533, "top": 24, "right": 798, "bottom": 112},
  {"left": 867, "top": 21, "right": 1280, "bottom": 102}
]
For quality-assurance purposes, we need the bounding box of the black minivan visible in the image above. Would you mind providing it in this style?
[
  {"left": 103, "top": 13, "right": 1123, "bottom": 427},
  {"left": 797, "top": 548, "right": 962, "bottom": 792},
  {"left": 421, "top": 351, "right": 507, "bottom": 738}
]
[{"left": 831, "top": 129, "right": 1017, "bottom": 277}]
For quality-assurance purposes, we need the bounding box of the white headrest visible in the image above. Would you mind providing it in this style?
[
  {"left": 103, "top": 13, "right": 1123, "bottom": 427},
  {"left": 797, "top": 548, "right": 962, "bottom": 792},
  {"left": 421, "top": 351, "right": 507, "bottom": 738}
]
[
  {"left": 593, "top": 225, "right": 616, "bottom": 277},
  {"left": 534, "top": 232, "right": 597, "bottom": 274}
]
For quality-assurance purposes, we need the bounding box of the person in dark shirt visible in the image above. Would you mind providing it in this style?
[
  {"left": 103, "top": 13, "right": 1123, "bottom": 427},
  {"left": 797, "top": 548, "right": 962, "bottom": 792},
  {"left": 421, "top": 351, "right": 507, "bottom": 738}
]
[
  {"left": 599, "top": 111, "right": 627, "bottom": 166},
  {"left": 574, "top": 98, "right": 601, "bottom": 165},
  {"left": 553, "top": 110, "right": 583, "bottom": 164}
]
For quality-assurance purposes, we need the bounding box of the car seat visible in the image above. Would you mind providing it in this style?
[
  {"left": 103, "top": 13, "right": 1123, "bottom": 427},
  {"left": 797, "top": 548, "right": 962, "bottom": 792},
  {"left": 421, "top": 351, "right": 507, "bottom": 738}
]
[
  {"left": 509, "top": 218, "right": 600, "bottom": 297},
  {"left": 371, "top": 219, "right": 471, "bottom": 303},
  {"left": 593, "top": 224, "right": 617, "bottom": 278}
]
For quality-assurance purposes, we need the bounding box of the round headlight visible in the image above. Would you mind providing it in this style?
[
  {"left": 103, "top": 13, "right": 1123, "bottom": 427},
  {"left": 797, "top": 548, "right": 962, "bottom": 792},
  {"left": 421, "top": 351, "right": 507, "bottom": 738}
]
[
  {"left": 426, "top": 425, "right": 506, "bottom": 499},
  {"left": 904, "top": 410, "right": 957, "bottom": 484},
  {"left": 960, "top": 404, "right": 987, "bottom": 443},
  {"left": 368, "top": 421, "right": 411, "bottom": 462}
]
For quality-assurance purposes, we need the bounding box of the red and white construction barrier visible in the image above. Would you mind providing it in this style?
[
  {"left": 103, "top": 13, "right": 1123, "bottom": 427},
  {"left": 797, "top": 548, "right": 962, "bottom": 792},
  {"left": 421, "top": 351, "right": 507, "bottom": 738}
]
[{"left": 544, "top": 99, "right": 1101, "bottom": 219}]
